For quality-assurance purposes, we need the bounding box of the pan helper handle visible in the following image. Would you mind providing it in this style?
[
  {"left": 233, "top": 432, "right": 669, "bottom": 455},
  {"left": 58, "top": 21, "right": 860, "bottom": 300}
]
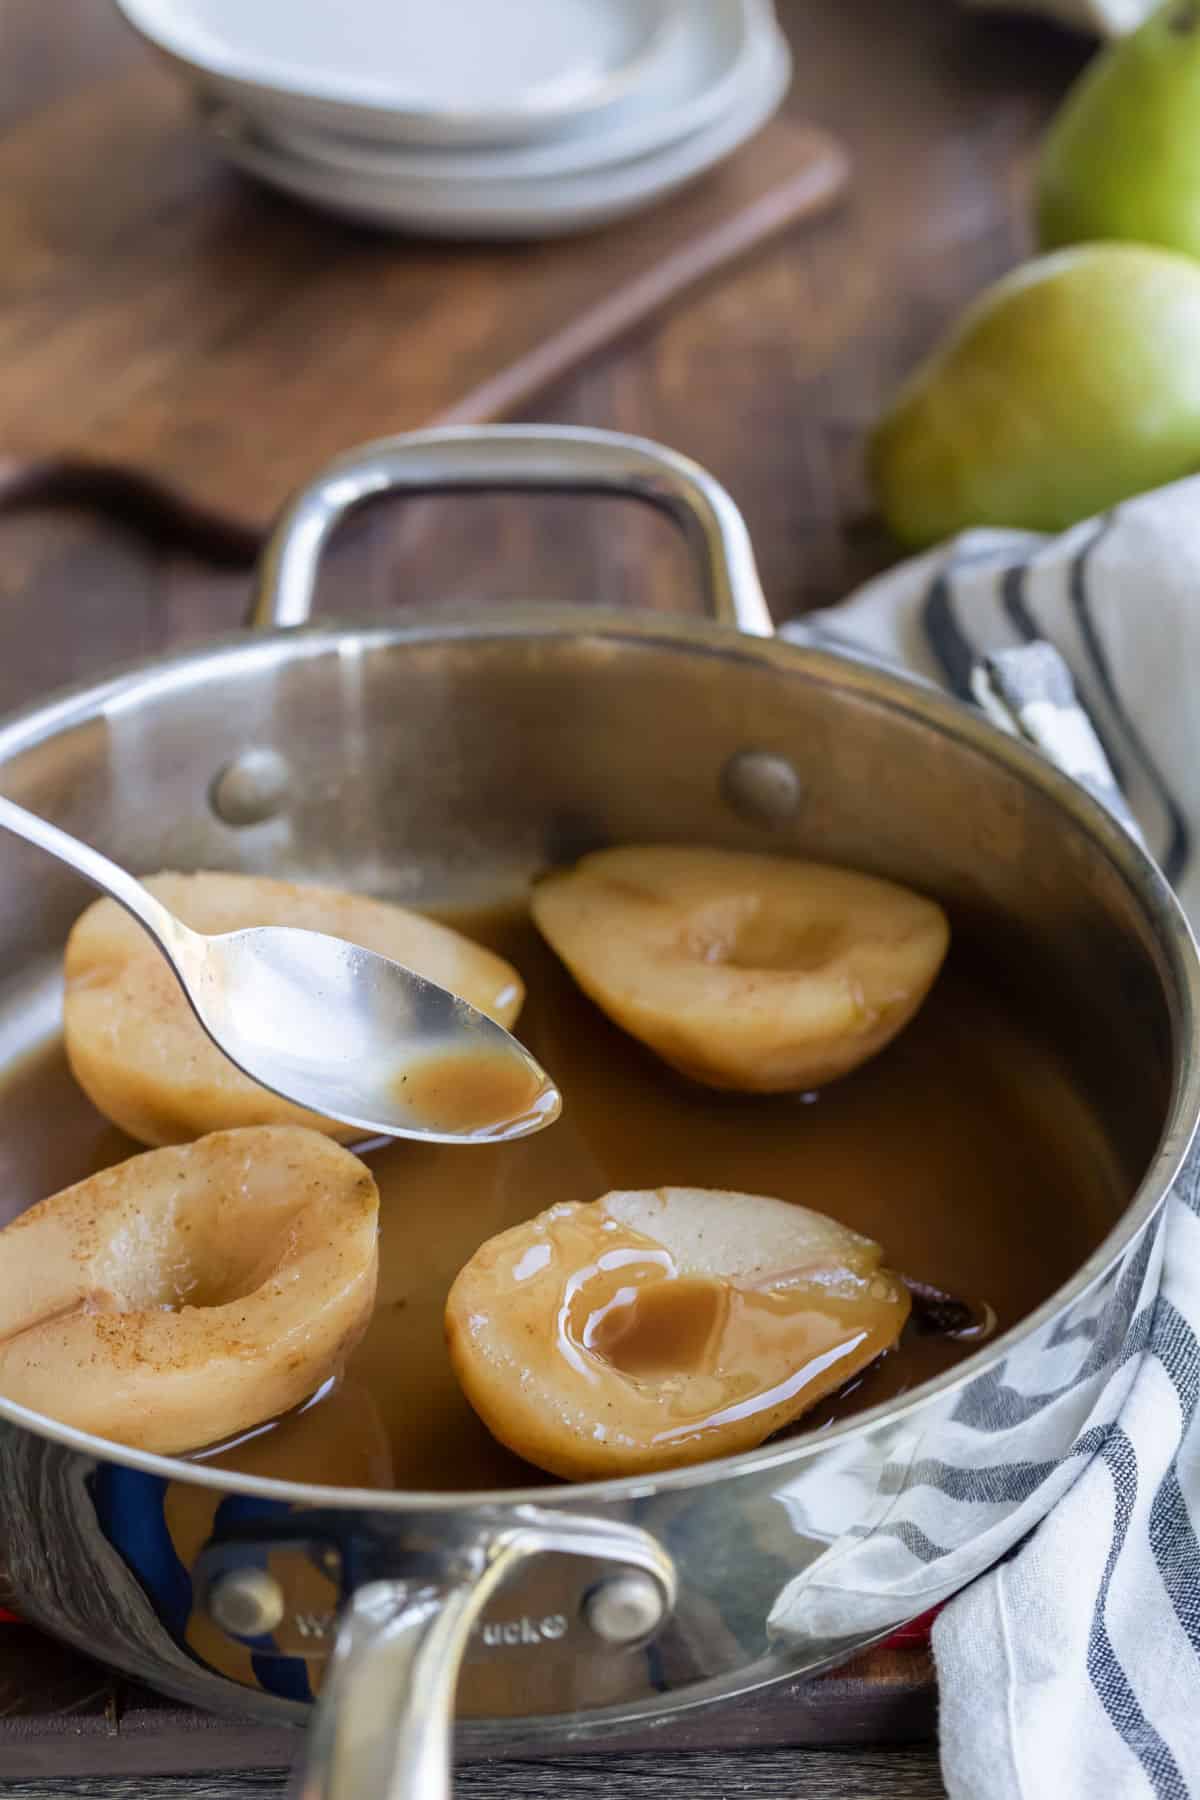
[
  {"left": 293, "top": 1508, "right": 676, "bottom": 1800},
  {"left": 250, "top": 424, "right": 773, "bottom": 637}
]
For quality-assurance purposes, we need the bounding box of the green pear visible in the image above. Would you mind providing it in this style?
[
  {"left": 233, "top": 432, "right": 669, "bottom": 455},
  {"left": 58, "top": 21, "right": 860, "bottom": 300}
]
[
  {"left": 1037, "top": 0, "right": 1200, "bottom": 259},
  {"left": 867, "top": 244, "right": 1200, "bottom": 548}
]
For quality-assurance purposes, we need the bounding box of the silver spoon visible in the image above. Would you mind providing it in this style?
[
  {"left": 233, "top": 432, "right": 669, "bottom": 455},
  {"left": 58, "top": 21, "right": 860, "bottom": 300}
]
[{"left": 0, "top": 796, "right": 560, "bottom": 1145}]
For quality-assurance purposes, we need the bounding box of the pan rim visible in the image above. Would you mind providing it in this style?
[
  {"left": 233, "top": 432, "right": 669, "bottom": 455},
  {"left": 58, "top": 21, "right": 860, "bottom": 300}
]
[{"left": 0, "top": 602, "right": 1195, "bottom": 1510}]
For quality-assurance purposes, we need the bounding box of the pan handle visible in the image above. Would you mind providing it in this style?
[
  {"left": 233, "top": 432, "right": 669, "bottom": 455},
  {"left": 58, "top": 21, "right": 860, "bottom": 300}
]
[
  {"left": 249, "top": 425, "right": 773, "bottom": 638},
  {"left": 293, "top": 1509, "right": 676, "bottom": 1800}
]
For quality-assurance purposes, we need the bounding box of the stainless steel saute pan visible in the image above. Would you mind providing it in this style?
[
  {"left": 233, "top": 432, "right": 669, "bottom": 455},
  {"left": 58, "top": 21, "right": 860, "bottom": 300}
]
[{"left": 0, "top": 427, "right": 1195, "bottom": 1798}]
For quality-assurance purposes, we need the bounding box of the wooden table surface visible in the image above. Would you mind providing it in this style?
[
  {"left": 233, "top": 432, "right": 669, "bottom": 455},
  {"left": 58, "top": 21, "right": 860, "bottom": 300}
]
[{"left": 0, "top": 2, "right": 1088, "bottom": 1795}]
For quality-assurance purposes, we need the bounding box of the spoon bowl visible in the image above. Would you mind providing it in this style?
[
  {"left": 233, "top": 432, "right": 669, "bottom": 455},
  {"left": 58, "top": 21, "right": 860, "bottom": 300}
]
[
  {"left": 0, "top": 795, "right": 560, "bottom": 1144},
  {"left": 178, "top": 921, "right": 560, "bottom": 1143}
]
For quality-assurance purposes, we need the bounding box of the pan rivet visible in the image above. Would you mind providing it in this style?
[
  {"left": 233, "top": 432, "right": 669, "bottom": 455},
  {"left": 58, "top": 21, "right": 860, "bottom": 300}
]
[
  {"left": 583, "top": 1572, "right": 667, "bottom": 1645},
  {"left": 210, "top": 748, "right": 292, "bottom": 828},
  {"left": 208, "top": 1568, "right": 286, "bottom": 1638},
  {"left": 720, "top": 751, "right": 804, "bottom": 826}
]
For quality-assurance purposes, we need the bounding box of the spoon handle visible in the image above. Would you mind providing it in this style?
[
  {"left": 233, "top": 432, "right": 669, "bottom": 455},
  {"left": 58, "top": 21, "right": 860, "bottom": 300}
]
[{"left": 0, "top": 794, "right": 188, "bottom": 958}]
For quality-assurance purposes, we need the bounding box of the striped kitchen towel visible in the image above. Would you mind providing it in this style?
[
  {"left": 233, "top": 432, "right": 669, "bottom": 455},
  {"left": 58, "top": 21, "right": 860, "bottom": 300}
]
[{"left": 781, "top": 474, "right": 1200, "bottom": 1800}]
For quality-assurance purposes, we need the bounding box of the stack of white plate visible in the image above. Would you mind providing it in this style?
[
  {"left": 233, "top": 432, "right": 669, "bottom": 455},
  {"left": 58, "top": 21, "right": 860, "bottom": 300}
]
[{"left": 114, "top": 0, "right": 792, "bottom": 237}]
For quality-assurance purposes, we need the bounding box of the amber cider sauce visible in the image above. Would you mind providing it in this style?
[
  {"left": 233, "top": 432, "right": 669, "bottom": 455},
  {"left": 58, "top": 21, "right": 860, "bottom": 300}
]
[{"left": 0, "top": 900, "right": 1127, "bottom": 1492}]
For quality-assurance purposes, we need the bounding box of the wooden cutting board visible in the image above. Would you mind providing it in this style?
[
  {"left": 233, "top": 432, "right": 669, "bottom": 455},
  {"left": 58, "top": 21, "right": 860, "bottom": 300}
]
[
  {"left": 0, "top": 1616, "right": 935, "bottom": 1781},
  {"left": 0, "top": 5, "right": 847, "bottom": 528}
]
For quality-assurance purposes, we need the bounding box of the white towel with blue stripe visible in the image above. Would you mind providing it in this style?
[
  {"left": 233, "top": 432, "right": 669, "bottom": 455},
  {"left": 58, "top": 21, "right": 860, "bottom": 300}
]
[{"left": 780, "top": 474, "right": 1200, "bottom": 1800}]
